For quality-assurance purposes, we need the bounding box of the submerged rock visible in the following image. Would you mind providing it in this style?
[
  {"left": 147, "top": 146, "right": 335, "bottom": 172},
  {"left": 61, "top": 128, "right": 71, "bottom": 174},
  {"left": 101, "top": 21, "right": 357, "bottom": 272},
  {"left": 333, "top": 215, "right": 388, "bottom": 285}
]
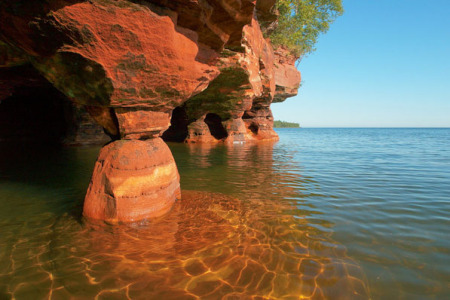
[{"left": 83, "top": 138, "right": 180, "bottom": 223}]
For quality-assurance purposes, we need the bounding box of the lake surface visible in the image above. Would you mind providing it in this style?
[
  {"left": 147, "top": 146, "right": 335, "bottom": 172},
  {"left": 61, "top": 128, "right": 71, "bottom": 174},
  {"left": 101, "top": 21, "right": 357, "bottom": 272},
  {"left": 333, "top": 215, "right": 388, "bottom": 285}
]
[{"left": 0, "top": 128, "right": 449, "bottom": 299}]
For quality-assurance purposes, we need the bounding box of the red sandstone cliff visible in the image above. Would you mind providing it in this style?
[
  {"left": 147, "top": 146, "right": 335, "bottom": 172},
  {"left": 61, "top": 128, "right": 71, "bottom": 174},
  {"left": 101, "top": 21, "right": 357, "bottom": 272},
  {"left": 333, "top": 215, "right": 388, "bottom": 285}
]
[{"left": 0, "top": 0, "right": 300, "bottom": 222}]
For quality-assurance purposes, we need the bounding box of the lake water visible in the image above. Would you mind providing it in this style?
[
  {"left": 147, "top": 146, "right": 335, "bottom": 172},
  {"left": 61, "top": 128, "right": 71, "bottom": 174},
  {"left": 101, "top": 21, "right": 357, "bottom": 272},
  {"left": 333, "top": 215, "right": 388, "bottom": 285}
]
[{"left": 0, "top": 128, "right": 449, "bottom": 299}]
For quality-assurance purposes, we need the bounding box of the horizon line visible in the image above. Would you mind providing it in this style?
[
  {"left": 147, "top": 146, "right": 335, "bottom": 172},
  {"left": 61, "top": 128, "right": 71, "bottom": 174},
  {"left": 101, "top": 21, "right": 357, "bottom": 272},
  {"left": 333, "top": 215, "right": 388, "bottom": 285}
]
[{"left": 275, "top": 126, "right": 450, "bottom": 129}]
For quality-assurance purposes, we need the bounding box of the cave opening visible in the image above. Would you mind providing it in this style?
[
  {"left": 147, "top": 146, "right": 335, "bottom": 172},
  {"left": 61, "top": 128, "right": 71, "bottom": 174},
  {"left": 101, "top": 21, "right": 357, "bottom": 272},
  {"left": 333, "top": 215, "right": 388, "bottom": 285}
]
[
  {"left": 242, "top": 111, "right": 253, "bottom": 119},
  {"left": 204, "top": 113, "right": 228, "bottom": 140},
  {"left": 0, "top": 85, "right": 76, "bottom": 144},
  {"left": 0, "top": 66, "right": 111, "bottom": 146},
  {"left": 248, "top": 122, "right": 259, "bottom": 135},
  {"left": 162, "top": 106, "right": 189, "bottom": 142}
]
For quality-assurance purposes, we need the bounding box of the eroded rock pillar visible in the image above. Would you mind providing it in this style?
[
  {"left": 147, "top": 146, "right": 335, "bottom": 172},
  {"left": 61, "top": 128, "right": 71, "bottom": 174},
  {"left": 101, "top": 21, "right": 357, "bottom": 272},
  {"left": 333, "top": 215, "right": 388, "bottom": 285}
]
[
  {"left": 83, "top": 138, "right": 180, "bottom": 223},
  {"left": 83, "top": 109, "right": 181, "bottom": 223}
]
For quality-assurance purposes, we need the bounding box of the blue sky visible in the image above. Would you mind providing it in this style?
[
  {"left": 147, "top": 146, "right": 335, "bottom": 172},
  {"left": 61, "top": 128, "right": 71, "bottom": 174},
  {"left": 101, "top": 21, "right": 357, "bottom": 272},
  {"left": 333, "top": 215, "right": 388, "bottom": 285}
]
[{"left": 271, "top": 0, "right": 450, "bottom": 127}]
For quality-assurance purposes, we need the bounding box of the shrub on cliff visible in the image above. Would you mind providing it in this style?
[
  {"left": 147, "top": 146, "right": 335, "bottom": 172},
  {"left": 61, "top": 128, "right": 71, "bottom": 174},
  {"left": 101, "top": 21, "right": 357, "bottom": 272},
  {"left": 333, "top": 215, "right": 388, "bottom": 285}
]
[{"left": 270, "top": 0, "right": 343, "bottom": 58}]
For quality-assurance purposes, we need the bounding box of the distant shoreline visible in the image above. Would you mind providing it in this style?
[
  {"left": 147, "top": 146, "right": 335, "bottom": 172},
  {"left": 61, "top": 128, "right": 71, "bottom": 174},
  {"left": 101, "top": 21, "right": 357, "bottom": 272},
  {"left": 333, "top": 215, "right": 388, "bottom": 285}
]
[{"left": 273, "top": 120, "right": 300, "bottom": 128}]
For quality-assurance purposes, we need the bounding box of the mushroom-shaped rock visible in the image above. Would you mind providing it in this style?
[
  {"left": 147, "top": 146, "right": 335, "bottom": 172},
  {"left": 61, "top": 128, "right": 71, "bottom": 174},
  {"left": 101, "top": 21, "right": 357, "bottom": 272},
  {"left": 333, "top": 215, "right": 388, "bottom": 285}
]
[{"left": 83, "top": 138, "right": 181, "bottom": 223}]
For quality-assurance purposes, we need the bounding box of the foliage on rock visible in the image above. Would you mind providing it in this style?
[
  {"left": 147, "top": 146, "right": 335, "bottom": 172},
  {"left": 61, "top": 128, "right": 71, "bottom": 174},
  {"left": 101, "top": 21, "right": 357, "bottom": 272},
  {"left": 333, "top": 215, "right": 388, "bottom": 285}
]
[{"left": 270, "top": 0, "right": 343, "bottom": 58}]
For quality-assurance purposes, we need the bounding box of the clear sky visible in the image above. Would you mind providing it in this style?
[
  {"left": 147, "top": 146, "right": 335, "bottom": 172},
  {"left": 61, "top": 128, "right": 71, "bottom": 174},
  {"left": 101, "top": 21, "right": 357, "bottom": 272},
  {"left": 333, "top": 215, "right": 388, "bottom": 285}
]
[{"left": 271, "top": 0, "right": 450, "bottom": 127}]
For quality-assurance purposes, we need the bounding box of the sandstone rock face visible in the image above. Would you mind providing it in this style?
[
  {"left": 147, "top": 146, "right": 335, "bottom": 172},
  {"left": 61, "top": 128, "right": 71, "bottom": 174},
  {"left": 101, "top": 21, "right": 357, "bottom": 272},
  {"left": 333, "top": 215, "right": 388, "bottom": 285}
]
[
  {"left": 167, "top": 14, "right": 300, "bottom": 143},
  {"left": 115, "top": 109, "right": 170, "bottom": 140},
  {"left": 83, "top": 138, "right": 181, "bottom": 223},
  {"left": 67, "top": 106, "right": 112, "bottom": 145},
  {"left": 256, "top": 0, "right": 278, "bottom": 30},
  {"left": 33, "top": 2, "right": 219, "bottom": 110},
  {"left": 0, "top": 0, "right": 260, "bottom": 111},
  {"left": 84, "top": 106, "right": 118, "bottom": 138},
  {"left": 185, "top": 114, "right": 230, "bottom": 143},
  {"left": 273, "top": 47, "right": 302, "bottom": 103},
  {"left": 0, "top": 0, "right": 300, "bottom": 222},
  {"left": 149, "top": 0, "right": 256, "bottom": 50}
]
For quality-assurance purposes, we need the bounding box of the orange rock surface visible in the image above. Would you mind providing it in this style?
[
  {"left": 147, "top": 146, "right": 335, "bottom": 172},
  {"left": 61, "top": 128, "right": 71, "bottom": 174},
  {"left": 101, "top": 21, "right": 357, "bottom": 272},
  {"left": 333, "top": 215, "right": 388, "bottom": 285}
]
[
  {"left": 83, "top": 138, "right": 181, "bottom": 223},
  {"left": 273, "top": 47, "right": 302, "bottom": 102},
  {"left": 0, "top": 0, "right": 300, "bottom": 223},
  {"left": 169, "top": 14, "right": 300, "bottom": 144},
  {"left": 37, "top": 2, "right": 219, "bottom": 109}
]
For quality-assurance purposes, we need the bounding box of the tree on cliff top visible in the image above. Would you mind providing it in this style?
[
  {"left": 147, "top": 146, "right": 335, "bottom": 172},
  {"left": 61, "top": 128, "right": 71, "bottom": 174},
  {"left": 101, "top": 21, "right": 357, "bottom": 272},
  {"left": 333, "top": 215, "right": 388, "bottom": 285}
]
[{"left": 270, "top": 0, "right": 343, "bottom": 58}]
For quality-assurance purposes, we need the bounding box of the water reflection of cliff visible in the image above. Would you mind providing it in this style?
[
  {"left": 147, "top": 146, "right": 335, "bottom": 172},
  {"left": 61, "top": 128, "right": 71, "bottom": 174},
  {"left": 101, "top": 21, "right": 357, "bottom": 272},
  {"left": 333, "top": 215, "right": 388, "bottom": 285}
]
[{"left": 1, "top": 142, "right": 370, "bottom": 299}]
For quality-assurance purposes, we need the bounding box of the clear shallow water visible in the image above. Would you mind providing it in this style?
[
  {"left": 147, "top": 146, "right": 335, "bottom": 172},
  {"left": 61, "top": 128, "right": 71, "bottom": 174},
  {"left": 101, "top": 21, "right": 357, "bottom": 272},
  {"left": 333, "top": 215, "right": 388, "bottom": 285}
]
[{"left": 0, "top": 128, "right": 449, "bottom": 299}]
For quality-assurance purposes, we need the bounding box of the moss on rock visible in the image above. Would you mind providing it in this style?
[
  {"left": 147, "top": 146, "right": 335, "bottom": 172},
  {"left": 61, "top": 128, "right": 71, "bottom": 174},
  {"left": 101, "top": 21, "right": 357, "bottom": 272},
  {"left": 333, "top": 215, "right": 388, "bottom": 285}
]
[{"left": 185, "top": 67, "right": 250, "bottom": 120}]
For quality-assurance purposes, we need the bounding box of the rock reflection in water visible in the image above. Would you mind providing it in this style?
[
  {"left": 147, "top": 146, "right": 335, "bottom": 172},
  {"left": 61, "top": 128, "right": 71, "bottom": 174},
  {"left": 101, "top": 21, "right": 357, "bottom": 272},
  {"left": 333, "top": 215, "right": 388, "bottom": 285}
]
[
  {"left": 1, "top": 190, "right": 368, "bottom": 299},
  {"left": 0, "top": 142, "right": 369, "bottom": 299}
]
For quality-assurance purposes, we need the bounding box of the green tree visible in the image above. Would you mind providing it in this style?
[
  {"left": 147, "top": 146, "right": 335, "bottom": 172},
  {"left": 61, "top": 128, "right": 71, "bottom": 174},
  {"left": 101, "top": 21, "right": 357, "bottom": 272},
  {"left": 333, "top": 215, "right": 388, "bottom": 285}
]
[{"left": 270, "top": 0, "right": 343, "bottom": 58}]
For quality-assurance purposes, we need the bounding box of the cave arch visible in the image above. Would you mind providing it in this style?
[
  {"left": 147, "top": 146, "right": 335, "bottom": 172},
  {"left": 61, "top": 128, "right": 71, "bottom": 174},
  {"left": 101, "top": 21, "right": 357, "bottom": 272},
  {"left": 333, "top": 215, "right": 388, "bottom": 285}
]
[
  {"left": 0, "top": 85, "right": 74, "bottom": 144},
  {"left": 0, "top": 66, "right": 109, "bottom": 145},
  {"left": 162, "top": 106, "right": 189, "bottom": 142},
  {"left": 248, "top": 122, "right": 259, "bottom": 135},
  {"left": 204, "top": 113, "right": 228, "bottom": 140}
]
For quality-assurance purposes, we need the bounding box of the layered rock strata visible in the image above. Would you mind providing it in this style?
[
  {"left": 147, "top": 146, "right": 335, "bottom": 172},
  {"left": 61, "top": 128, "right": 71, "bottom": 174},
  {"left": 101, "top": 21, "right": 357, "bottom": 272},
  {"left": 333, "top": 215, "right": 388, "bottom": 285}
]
[
  {"left": 0, "top": 0, "right": 300, "bottom": 222},
  {"left": 84, "top": 138, "right": 180, "bottom": 223},
  {"left": 164, "top": 16, "right": 301, "bottom": 143}
]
